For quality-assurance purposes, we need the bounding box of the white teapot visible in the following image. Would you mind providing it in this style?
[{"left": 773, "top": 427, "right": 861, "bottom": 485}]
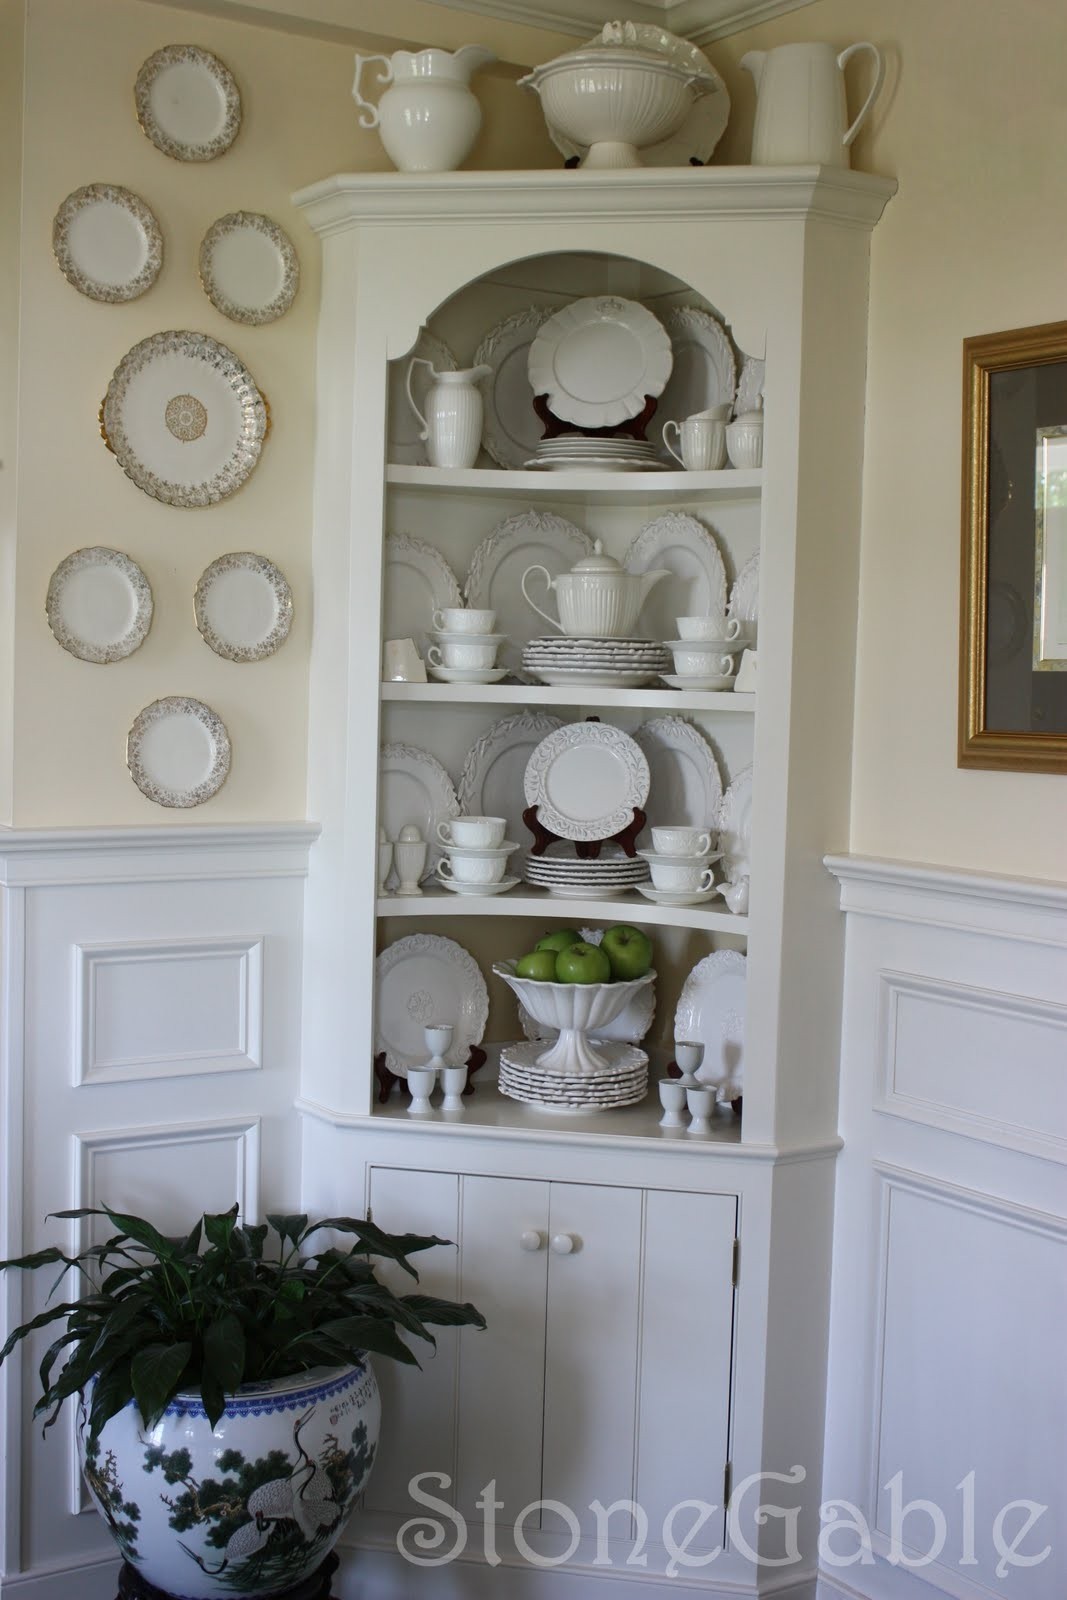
[
  {"left": 353, "top": 44, "right": 496, "bottom": 173},
  {"left": 521, "top": 539, "right": 669, "bottom": 638}
]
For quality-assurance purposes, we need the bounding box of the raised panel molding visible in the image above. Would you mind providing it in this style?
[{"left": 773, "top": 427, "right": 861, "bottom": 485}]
[
  {"left": 73, "top": 937, "right": 264, "bottom": 1085},
  {"left": 876, "top": 971, "right": 1067, "bottom": 1163}
]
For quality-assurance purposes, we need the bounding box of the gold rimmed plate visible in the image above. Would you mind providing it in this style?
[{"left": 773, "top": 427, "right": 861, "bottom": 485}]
[{"left": 194, "top": 552, "right": 293, "bottom": 662}]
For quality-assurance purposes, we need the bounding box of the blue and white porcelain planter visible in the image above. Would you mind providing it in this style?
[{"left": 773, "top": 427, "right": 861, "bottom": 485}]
[{"left": 77, "top": 1362, "right": 380, "bottom": 1599}]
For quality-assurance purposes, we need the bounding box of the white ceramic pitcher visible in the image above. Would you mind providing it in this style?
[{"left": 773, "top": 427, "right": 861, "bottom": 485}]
[
  {"left": 742, "top": 41, "right": 885, "bottom": 168},
  {"left": 352, "top": 45, "right": 496, "bottom": 173},
  {"left": 406, "top": 359, "right": 492, "bottom": 469}
]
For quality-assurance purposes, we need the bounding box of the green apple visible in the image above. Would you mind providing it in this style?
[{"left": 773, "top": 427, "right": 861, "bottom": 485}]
[
  {"left": 600, "top": 924, "right": 653, "bottom": 982},
  {"left": 535, "top": 928, "right": 582, "bottom": 955},
  {"left": 554, "top": 941, "right": 611, "bottom": 985},
  {"left": 516, "top": 950, "right": 558, "bottom": 982}
]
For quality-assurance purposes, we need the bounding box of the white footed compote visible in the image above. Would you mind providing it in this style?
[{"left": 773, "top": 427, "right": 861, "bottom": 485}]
[
  {"left": 686, "top": 1083, "right": 716, "bottom": 1133},
  {"left": 495, "top": 962, "right": 655, "bottom": 1076},
  {"left": 393, "top": 824, "right": 427, "bottom": 895},
  {"left": 441, "top": 1065, "right": 468, "bottom": 1112},
  {"left": 406, "top": 1065, "right": 436, "bottom": 1114},
  {"left": 674, "top": 1039, "right": 704, "bottom": 1086},
  {"left": 658, "top": 1077, "right": 688, "bottom": 1128}
]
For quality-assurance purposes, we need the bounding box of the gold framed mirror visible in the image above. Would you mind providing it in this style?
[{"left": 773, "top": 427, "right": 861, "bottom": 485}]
[{"left": 960, "top": 319, "right": 1067, "bottom": 772}]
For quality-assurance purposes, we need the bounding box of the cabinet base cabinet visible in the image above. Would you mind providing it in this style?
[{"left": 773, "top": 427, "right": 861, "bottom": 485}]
[{"left": 364, "top": 1167, "right": 737, "bottom": 1559}]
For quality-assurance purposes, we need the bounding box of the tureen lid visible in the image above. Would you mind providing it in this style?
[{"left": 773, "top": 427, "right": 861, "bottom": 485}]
[{"left": 568, "top": 538, "right": 626, "bottom": 574}]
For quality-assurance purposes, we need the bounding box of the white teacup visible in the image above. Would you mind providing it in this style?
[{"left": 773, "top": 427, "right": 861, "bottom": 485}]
[
  {"left": 432, "top": 607, "right": 496, "bottom": 634},
  {"left": 436, "top": 853, "right": 507, "bottom": 886},
  {"left": 649, "top": 859, "right": 717, "bottom": 893},
  {"left": 669, "top": 646, "right": 737, "bottom": 679},
  {"left": 676, "top": 615, "right": 742, "bottom": 642},
  {"left": 437, "top": 816, "right": 506, "bottom": 848},
  {"left": 651, "top": 826, "right": 713, "bottom": 857},
  {"left": 427, "top": 639, "right": 498, "bottom": 670},
  {"left": 662, "top": 414, "right": 728, "bottom": 472}
]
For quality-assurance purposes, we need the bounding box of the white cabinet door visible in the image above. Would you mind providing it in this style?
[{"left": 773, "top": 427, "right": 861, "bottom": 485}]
[
  {"left": 541, "top": 1182, "right": 645, "bottom": 1536},
  {"left": 637, "top": 1189, "right": 737, "bottom": 1553},
  {"left": 363, "top": 1166, "right": 461, "bottom": 1517},
  {"left": 456, "top": 1175, "right": 550, "bottom": 1523}
]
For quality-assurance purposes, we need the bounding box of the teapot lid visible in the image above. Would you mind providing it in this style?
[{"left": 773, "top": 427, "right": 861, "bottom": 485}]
[{"left": 569, "top": 538, "right": 624, "bottom": 573}]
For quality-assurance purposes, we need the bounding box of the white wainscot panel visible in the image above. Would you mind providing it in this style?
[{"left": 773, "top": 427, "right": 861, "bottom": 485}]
[
  {"left": 877, "top": 971, "right": 1067, "bottom": 1162},
  {"left": 74, "top": 937, "right": 264, "bottom": 1086},
  {"left": 872, "top": 1169, "right": 1067, "bottom": 1600}
]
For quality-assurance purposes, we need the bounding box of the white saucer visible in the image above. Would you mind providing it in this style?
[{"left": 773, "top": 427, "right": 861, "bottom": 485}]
[
  {"left": 661, "top": 674, "right": 737, "bottom": 692},
  {"left": 635, "top": 883, "right": 724, "bottom": 907},
  {"left": 665, "top": 638, "right": 746, "bottom": 654},
  {"left": 636, "top": 848, "right": 723, "bottom": 864},
  {"left": 429, "top": 666, "right": 509, "bottom": 684},
  {"left": 437, "top": 876, "right": 521, "bottom": 897},
  {"left": 431, "top": 631, "right": 507, "bottom": 646},
  {"left": 440, "top": 840, "right": 519, "bottom": 858}
]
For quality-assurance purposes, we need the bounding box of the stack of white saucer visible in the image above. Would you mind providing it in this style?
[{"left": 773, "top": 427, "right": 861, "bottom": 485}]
[
  {"left": 635, "top": 825, "right": 723, "bottom": 907},
  {"left": 523, "top": 844, "right": 650, "bottom": 899},
  {"left": 427, "top": 606, "right": 508, "bottom": 685},
  {"left": 523, "top": 636, "right": 671, "bottom": 687},
  {"left": 524, "top": 435, "right": 669, "bottom": 472},
  {"left": 434, "top": 816, "right": 520, "bottom": 896},
  {"left": 498, "top": 1041, "right": 648, "bottom": 1110}
]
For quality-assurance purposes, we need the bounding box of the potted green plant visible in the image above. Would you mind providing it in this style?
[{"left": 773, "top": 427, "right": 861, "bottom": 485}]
[{"left": 0, "top": 1203, "right": 485, "bottom": 1599}]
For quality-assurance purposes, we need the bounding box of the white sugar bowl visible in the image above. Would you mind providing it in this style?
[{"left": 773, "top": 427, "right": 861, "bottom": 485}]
[{"left": 521, "top": 539, "right": 669, "bottom": 638}]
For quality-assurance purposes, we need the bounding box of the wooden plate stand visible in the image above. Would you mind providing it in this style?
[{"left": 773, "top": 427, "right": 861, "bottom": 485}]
[{"left": 522, "top": 805, "right": 646, "bottom": 860}]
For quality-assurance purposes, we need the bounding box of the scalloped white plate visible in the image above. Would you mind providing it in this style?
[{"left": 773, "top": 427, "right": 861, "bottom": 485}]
[
  {"left": 528, "top": 297, "right": 672, "bottom": 430},
  {"left": 135, "top": 45, "right": 241, "bottom": 162},
  {"left": 717, "top": 764, "right": 753, "bottom": 884},
  {"left": 52, "top": 185, "right": 162, "bottom": 303},
  {"left": 654, "top": 307, "right": 737, "bottom": 460},
  {"left": 674, "top": 948, "right": 746, "bottom": 1096},
  {"left": 379, "top": 742, "right": 459, "bottom": 880},
  {"left": 524, "top": 721, "right": 650, "bottom": 842},
  {"left": 475, "top": 305, "right": 554, "bottom": 469},
  {"left": 194, "top": 552, "right": 292, "bottom": 662},
  {"left": 127, "top": 697, "right": 230, "bottom": 809},
  {"left": 199, "top": 212, "right": 298, "bottom": 325},
  {"left": 624, "top": 512, "right": 727, "bottom": 648},
  {"left": 632, "top": 715, "right": 723, "bottom": 850},
  {"left": 464, "top": 511, "right": 593, "bottom": 676},
  {"left": 384, "top": 533, "right": 462, "bottom": 657},
  {"left": 46, "top": 547, "right": 153, "bottom": 663},
  {"left": 375, "top": 934, "right": 488, "bottom": 1074},
  {"left": 458, "top": 710, "right": 564, "bottom": 870}
]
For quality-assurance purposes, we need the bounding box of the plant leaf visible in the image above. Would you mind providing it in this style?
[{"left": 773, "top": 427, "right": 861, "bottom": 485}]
[
  {"left": 99, "top": 1209, "right": 178, "bottom": 1262},
  {"left": 203, "top": 1205, "right": 240, "bottom": 1251},
  {"left": 0, "top": 1301, "right": 85, "bottom": 1366},
  {"left": 303, "top": 1217, "right": 449, "bottom": 1278},
  {"left": 87, "top": 1359, "right": 135, "bottom": 1442},
  {"left": 267, "top": 1213, "right": 308, "bottom": 1247},
  {"left": 203, "top": 1313, "right": 245, "bottom": 1393},
  {"left": 402, "top": 1293, "right": 487, "bottom": 1331},
  {"left": 131, "top": 1343, "right": 192, "bottom": 1429}
]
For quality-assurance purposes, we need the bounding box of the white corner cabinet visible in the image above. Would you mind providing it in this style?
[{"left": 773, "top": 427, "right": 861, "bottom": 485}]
[{"left": 294, "top": 166, "right": 893, "bottom": 1590}]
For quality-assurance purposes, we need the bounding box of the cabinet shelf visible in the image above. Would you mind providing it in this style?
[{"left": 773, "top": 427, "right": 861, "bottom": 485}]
[
  {"left": 381, "top": 681, "right": 754, "bottom": 713},
  {"left": 377, "top": 884, "right": 748, "bottom": 934},
  {"left": 386, "top": 464, "right": 762, "bottom": 502}
]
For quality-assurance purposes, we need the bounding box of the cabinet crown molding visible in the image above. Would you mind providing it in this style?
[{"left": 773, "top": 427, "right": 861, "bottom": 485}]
[{"left": 293, "top": 164, "right": 897, "bottom": 235}]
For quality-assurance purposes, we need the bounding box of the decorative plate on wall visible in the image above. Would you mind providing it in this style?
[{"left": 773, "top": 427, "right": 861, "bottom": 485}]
[
  {"left": 134, "top": 44, "right": 241, "bottom": 162},
  {"left": 46, "top": 547, "right": 153, "bottom": 663},
  {"left": 52, "top": 185, "right": 162, "bottom": 303},
  {"left": 194, "top": 552, "right": 292, "bottom": 662},
  {"left": 101, "top": 330, "right": 268, "bottom": 507},
  {"left": 127, "top": 696, "right": 231, "bottom": 808},
  {"left": 199, "top": 212, "right": 299, "bottom": 325}
]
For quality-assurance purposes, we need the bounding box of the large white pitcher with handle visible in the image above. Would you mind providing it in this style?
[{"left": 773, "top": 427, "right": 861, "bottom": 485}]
[
  {"left": 353, "top": 45, "right": 496, "bottom": 173},
  {"left": 406, "top": 359, "right": 492, "bottom": 469},
  {"left": 742, "top": 41, "right": 885, "bottom": 168}
]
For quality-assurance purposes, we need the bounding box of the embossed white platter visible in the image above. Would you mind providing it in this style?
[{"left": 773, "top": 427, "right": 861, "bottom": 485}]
[
  {"left": 199, "top": 212, "right": 299, "bottom": 325},
  {"left": 633, "top": 715, "right": 723, "bottom": 849},
  {"left": 101, "top": 331, "right": 268, "bottom": 507},
  {"left": 194, "top": 552, "right": 292, "bottom": 662},
  {"left": 127, "top": 696, "right": 230, "bottom": 808},
  {"left": 375, "top": 934, "right": 488, "bottom": 1074},
  {"left": 475, "top": 305, "right": 554, "bottom": 469},
  {"left": 674, "top": 949, "right": 746, "bottom": 1098},
  {"left": 465, "top": 511, "right": 593, "bottom": 675},
  {"left": 458, "top": 710, "right": 563, "bottom": 869},
  {"left": 527, "top": 297, "right": 672, "bottom": 429},
  {"left": 654, "top": 307, "right": 737, "bottom": 459},
  {"left": 379, "top": 742, "right": 459, "bottom": 879},
  {"left": 547, "top": 23, "right": 729, "bottom": 168},
  {"left": 524, "top": 722, "right": 650, "bottom": 842},
  {"left": 384, "top": 533, "right": 462, "bottom": 657},
  {"left": 52, "top": 185, "right": 162, "bottom": 303},
  {"left": 728, "top": 552, "right": 760, "bottom": 645},
  {"left": 717, "top": 764, "right": 752, "bottom": 883},
  {"left": 46, "top": 547, "right": 153, "bottom": 664},
  {"left": 624, "top": 512, "right": 727, "bottom": 648},
  {"left": 388, "top": 330, "right": 456, "bottom": 465},
  {"left": 135, "top": 44, "right": 241, "bottom": 162}
]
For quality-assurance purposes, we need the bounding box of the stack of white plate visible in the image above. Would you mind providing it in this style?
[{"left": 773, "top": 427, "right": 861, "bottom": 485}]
[
  {"left": 498, "top": 1041, "right": 649, "bottom": 1110},
  {"left": 523, "top": 636, "right": 671, "bottom": 687},
  {"left": 524, "top": 435, "right": 669, "bottom": 473},
  {"left": 523, "top": 845, "right": 650, "bottom": 898}
]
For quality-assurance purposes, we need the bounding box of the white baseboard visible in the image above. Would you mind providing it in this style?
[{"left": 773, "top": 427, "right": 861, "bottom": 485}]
[{"left": 0, "top": 1554, "right": 119, "bottom": 1599}]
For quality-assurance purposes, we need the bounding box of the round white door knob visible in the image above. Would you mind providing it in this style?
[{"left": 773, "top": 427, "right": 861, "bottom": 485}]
[
  {"left": 550, "top": 1232, "right": 577, "bottom": 1255},
  {"left": 520, "top": 1230, "right": 544, "bottom": 1252}
]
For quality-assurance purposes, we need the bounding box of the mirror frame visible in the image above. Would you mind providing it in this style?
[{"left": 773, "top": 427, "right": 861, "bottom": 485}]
[{"left": 959, "top": 318, "right": 1067, "bottom": 773}]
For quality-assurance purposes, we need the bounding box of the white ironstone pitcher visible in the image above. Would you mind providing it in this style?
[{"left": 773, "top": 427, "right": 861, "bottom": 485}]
[
  {"left": 742, "top": 41, "right": 885, "bottom": 168},
  {"left": 353, "top": 45, "right": 496, "bottom": 173},
  {"left": 406, "top": 359, "right": 492, "bottom": 469}
]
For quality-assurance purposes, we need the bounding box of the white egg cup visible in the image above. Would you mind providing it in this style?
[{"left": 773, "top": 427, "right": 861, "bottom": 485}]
[{"left": 674, "top": 1039, "right": 705, "bottom": 1086}]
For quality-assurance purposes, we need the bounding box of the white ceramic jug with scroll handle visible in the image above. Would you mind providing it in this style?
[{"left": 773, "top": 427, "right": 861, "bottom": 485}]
[
  {"left": 406, "top": 359, "right": 492, "bottom": 469},
  {"left": 353, "top": 45, "right": 496, "bottom": 173},
  {"left": 742, "top": 41, "right": 885, "bottom": 168}
]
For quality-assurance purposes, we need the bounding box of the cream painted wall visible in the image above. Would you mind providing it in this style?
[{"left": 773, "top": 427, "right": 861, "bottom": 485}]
[
  {"left": 7, "top": 0, "right": 559, "bottom": 826},
  {"left": 712, "top": 0, "right": 1067, "bottom": 880}
]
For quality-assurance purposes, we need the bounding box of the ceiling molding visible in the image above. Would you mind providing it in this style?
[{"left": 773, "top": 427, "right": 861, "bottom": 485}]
[{"left": 423, "top": 0, "right": 817, "bottom": 44}]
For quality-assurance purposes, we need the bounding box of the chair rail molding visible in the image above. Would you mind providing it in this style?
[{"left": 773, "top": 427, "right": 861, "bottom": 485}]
[{"left": 0, "top": 821, "right": 319, "bottom": 886}]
